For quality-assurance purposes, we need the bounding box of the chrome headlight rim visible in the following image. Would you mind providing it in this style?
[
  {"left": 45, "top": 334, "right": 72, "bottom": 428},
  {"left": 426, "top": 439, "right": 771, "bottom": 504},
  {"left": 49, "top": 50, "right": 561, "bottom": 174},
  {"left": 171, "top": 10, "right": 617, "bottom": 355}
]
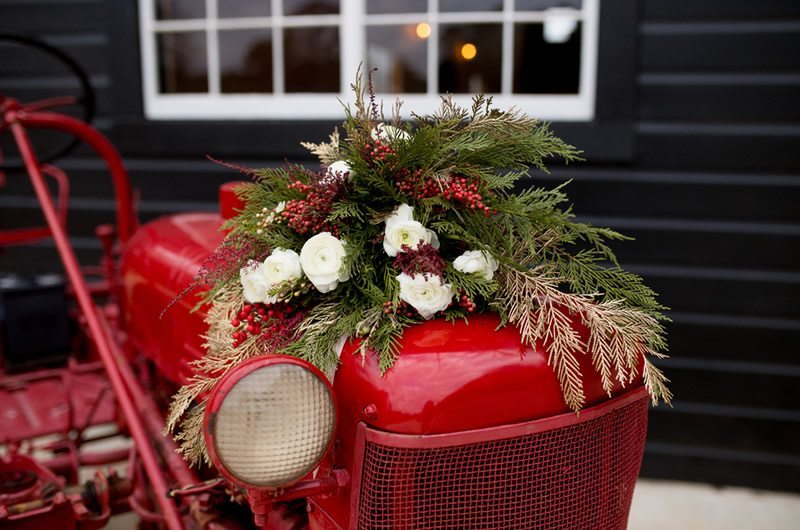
[{"left": 203, "top": 354, "right": 337, "bottom": 490}]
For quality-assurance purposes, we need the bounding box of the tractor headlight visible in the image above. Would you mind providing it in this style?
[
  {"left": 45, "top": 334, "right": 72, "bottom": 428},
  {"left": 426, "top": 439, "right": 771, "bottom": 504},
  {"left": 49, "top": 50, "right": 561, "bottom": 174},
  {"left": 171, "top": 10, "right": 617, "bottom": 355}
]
[{"left": 204, "top": 355, "right": 336, "bottom": 489}]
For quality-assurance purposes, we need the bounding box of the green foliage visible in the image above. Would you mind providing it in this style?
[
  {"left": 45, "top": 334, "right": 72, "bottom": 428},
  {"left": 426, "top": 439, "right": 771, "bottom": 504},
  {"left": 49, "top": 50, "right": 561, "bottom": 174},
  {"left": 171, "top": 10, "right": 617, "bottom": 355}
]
[{"left": 190, "top": 69, "right": 669, "bottom": 407}]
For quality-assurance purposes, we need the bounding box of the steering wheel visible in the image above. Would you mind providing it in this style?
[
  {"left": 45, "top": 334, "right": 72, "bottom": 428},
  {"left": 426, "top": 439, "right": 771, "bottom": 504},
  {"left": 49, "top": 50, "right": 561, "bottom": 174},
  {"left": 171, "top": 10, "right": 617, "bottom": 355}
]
[{"left": 0, "top": 31, "right": 97, "bottom": 170}]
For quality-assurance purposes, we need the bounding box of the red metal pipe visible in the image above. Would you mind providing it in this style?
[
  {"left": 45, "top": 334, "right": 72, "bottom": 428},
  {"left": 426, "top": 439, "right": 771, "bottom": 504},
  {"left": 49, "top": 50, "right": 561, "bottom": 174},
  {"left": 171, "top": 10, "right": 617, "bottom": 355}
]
[
  {"left": 96, "top": 312, "right": 199, "bottom": 489},
  {"left": 8, "top": 116, "right": 184, "bottom": 530},
  {"left": 14, "top": 110, "right": 137, "bottom": 244}
]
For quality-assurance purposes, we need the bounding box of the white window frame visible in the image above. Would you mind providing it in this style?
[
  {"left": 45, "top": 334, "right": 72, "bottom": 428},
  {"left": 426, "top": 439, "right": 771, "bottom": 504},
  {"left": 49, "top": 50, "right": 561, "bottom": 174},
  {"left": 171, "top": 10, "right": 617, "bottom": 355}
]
[{"left": 139, "top": 0, "right": 599, "bottom": 121}]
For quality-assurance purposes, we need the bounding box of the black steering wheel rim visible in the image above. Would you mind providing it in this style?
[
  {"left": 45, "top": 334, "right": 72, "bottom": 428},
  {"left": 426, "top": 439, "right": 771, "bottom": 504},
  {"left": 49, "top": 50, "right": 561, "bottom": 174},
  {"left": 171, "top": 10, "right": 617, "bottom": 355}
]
[{"left": 0, "top": 31, "right": 96, "bottom": 171}]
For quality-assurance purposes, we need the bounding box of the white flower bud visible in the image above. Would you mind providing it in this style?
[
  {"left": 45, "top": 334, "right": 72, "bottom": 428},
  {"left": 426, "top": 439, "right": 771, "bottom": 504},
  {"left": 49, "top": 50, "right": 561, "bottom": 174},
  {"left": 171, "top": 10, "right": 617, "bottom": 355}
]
[{"left": 453, "top": 250, "right": 499, "bottom": 281}]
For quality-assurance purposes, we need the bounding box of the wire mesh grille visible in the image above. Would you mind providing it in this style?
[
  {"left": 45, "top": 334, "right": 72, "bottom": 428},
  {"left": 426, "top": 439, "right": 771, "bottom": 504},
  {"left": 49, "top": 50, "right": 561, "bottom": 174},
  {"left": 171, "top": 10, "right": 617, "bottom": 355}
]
[{"left": 357, "top": 396, "right": 648, "bottom": 530}]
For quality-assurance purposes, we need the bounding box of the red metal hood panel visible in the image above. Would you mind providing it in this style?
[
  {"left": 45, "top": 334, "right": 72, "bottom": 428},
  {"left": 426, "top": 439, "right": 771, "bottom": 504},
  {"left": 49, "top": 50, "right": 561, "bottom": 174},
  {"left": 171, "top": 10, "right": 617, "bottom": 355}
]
[
  {"left": 334, "top": 313, "right": 629, "bottom": 436},
  {"left": 119, "top": 213, "right": 225, "bottom": 385}
]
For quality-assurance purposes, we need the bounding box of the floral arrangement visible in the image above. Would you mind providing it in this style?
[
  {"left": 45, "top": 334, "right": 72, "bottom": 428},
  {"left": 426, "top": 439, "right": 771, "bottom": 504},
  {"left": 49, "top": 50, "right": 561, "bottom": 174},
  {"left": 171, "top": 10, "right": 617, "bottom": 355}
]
[{"left": 167, "top": 73, "right": 672, "bottom": 465}]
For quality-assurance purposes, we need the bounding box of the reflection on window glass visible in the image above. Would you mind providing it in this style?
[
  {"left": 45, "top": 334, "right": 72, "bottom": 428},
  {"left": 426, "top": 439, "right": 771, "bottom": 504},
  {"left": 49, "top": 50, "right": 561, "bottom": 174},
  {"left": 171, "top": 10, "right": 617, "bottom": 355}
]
[
  {"left": 367, "top": 25, "right": 427, "bottom": 93},
  {"left": 218, "top": 0, "right": 270, "bottom": 18},
  {"left": 284, "top": 0, "right": 339, "bottom": 15},
  {"left": 219, "top": 30, "right": 273, "bottom": 93},
  {"left": 157, "top": 32, "right": 208, "bottom": 93},
  {"left": 367, "top": 0, "right": 427, "bottom": 14},
  {"left": 439, "top": 0, "right": 501, "bottom": 12},
  {"left": 284, "top": 27, "right": 340, "bottom": 92},
  {"left": 156, "top": 0, "right": 205, "bottom": 19},
  {"left": 515, "top": 0, "right": 582, "bottom": 10},
  {"left": 513, "top": 22, "right": 581, "bottom": 94},
  {"left": 438, "top": 24, "right": 501, "bottom": 94}
]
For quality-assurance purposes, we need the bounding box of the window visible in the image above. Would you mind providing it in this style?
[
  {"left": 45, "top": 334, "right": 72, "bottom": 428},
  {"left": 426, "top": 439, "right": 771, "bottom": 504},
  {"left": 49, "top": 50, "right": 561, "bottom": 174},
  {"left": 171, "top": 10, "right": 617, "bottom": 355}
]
[{"left": 139, "top": 0, "right": 598, "bottom": 120}]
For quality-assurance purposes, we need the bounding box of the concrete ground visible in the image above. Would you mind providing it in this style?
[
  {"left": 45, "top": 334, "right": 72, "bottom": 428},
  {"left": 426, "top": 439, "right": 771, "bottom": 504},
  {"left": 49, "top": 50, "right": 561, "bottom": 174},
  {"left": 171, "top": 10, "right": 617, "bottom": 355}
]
[{"left": 629, "top": 479, "right": 800, "bottom": 530}]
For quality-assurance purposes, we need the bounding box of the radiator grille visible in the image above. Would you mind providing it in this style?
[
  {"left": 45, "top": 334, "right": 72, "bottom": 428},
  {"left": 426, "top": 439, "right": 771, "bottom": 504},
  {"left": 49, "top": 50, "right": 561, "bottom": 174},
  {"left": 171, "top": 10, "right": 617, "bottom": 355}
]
[{"left": 357, "top": 395, "right": 648, "bottom": 530}]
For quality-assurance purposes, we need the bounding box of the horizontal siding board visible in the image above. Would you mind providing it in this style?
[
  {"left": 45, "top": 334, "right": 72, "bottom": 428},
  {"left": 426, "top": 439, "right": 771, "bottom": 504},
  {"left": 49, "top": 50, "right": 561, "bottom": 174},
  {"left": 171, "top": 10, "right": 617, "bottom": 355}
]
[
  {"left": 0, "top": 39, "right": 107, "bottom": 75},
  {"left": 607, "top": 228, "right": 799, "bottom": 270},
  {"left": 648, "top": 408, "right": 800, "bottom": 455},
  {"left": 641, "top": 448, "right": 800, "bottom": 492},
  {"left": 640, "top": 31, "right": 800, "bottom": 72},
  {"left": 0, "top": 2, "right": 108, "bottom": 33},
  {"left": 564, "top": 179, "right": 800, "bottom": 223},
  {"left": 642, "top": 0, "right": 800, "bottom": 21},
  {"left": 666, "top": 322, "right": 799, "bottom": 365},
  {"left": 665, "top": 366, "right": 799, "bottom": 410},
  {"left": 636, "top": 130, "right": 800, "bottom": 171},
  {"left": 645, "top": 275, "right": 800, "bottom": 319},
  {"left": 638, "top": 83, "right": 800, "bottom": 123},
  {"left": 0, "top": 242, "right": 101, "bottom": 274}
]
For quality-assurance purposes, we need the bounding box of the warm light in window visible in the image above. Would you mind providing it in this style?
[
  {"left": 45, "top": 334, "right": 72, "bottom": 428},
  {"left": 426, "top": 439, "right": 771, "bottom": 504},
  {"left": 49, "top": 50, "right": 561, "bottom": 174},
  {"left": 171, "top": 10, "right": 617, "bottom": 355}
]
[
  {"left": 460, "top": 43, "right": 477, "bottom": 60},
  {"left": 416, "top": 22, "right": 431, "bottom": 39}
]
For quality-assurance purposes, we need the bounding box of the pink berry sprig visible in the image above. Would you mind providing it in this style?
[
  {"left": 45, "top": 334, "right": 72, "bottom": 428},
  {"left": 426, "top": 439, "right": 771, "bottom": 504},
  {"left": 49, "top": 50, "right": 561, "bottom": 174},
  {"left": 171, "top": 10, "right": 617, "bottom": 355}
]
[
  {"left": 441, "top": 176, "right": 493, "bottom": 216},
  {"left": 363, "top": 139, "right": 396, "bottom": 167},
  {"left": 230, "top": 301, "right": 297, "bottom": 348}
]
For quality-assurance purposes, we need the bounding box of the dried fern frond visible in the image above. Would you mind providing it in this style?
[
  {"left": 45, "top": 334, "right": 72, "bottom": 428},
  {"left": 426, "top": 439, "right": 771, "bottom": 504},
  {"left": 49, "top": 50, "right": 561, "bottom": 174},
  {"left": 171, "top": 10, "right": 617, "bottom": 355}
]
[
  {"left": 301, "top": 128, "right": 342, "bottom": 166},
  {"left": 496, "top": 265, "right": 671, "bottom": 411}
]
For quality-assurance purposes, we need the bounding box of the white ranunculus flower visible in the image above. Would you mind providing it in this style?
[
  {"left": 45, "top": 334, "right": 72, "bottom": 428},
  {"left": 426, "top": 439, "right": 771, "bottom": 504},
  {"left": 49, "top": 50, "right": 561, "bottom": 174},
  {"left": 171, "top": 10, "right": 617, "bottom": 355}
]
[
  {"left": 326, "top": 160, "right": 353, "bottom": 182},
  {"left": 300, "top": 232, "right": 350, "bottom": 293},
  {"left": 453, "top": 250, "right": 499, "bottom": 281},
  {"left": 261, "top": 248, "right": 303, "bottom": 303},
  {"left": 397, "top": 273, "right": 454, "bottom": 320},
  {"left": 371, "top": 123, "right": 410, "bottom": 142},
  {"left": 383, "top": 203, "right": 440, "bottom": 257},
  {"left": 239, "top": 261, "right": 270, "bottom": 303}
]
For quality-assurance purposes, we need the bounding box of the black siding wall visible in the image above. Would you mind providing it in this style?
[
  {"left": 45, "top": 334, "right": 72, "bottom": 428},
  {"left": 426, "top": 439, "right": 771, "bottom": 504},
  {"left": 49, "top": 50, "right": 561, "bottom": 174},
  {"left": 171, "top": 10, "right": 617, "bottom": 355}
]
[{"left": 1, "top": 0, "right": 798, "bottom": 491}]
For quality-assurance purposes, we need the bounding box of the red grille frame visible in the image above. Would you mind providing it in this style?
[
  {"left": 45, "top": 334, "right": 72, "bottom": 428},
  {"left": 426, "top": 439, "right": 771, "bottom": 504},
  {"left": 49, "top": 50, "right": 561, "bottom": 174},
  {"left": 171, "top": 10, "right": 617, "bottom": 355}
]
[{"left": 349, "top": 388, "right": 649, "bottom": 530}]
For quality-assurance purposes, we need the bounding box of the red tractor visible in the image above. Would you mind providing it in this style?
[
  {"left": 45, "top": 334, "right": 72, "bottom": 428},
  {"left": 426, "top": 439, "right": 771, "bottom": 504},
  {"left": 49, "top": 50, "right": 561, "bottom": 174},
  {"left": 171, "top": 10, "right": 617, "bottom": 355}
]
[{"left": 0, "top": 35, "right": 649, "bottom": 529}]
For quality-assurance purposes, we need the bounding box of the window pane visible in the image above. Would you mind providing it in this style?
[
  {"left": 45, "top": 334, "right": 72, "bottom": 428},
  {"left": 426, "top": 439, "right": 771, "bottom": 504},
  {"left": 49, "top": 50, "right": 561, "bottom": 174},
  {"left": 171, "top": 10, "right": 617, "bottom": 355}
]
[
  {"left": 157, "top": 32, "right": 208, "bottom": 93},
  {"left": 219, "top": 0, "right": 270, "bottom": 18},
  {"left": 513, "top": 22, "right": 581, "bottom": 94},
  {"left": 438, "top": 24, "right": 501, "bottom": 94},
  {"left": 367, "top": 0, "right": 427, "bottom": 15},
  {"left": 516, "top": 0, "right": 582, "bottom": 10},
  {"left": 439, "top": 0, "right": 501, "bottom": 12},
  {"left": 284, "top": 0, "right": 339, "bottom": 15},
  {"left": 156, "top": 0, "right": 205, "bottom": 19},
  {"left": 219, "top": 29, "right": 273, "bottom": 93},
  {"left": 367, "top": 25, "right": 427, "bottom": 93},
  {"left": 284, "top": 27, "right": 340, "bottom": 92}
]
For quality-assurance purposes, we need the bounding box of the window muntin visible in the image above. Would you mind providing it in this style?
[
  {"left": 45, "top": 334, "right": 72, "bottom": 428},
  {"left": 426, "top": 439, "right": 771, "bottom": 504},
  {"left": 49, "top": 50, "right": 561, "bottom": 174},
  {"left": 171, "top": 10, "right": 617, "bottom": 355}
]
[{"left": 139, "top": 0, "right": 598, "bottom": 120}]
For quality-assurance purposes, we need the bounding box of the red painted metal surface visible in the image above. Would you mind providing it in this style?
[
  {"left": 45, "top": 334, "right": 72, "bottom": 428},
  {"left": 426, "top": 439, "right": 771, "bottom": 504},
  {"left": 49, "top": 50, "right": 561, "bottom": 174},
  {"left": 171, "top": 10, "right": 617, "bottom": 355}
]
[
  {"left": 311, "top": 313, "right": 642, "bottom": 529},
  {"left": 219, "top": 182, "right": 246, "bottom": 221},
  {"left": 119, "top": 213, "right": 225, "bottom": 384},
  {"left": 0, "top": 362, "right": 115, "bottom": 443}
]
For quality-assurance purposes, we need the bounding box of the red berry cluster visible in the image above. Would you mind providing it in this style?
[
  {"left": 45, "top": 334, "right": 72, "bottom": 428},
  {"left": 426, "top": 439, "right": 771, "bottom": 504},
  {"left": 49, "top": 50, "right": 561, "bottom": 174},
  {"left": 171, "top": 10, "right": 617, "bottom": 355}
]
[
  {"left": 393, "top": 168, "right": 441, "bottom": 199},
  {"left": 442, "top": 176, "right": 492, "bottom": 216},
  {"left": 458, "top": 292, "right": 477, "bottom": 313},
  {"left": 382, "top": 300, "right": 415, "bottom": 318},
  {"left": 363, "top": 139, "right": 396, "bottom": 166},
  {"left": 230, "top": 302, "right": 296, "bottom": 348},
  {"left": 392, "top": 243, "right": 446, "bottom": 277},
  {"left": 279, "top": 180, "right": 340, "bottom": 236}
]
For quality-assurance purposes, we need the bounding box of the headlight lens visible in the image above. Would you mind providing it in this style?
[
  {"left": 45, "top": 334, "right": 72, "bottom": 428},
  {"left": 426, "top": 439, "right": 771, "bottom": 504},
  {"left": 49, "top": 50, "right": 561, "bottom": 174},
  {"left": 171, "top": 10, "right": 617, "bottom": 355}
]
[{"left": 206, "top": 357, "right": 336, "bottom": 488}]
